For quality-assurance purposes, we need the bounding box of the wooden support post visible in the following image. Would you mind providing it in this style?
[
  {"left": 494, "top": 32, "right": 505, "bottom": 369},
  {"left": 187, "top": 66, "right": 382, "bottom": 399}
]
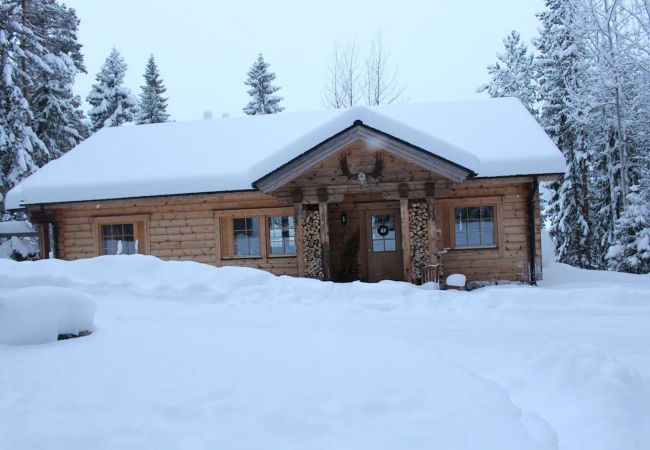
[
  {"left": 424, "top": 182, "right": 438, "bottom": 267},
  {"left": 400, "top": 198, "right": 411, "bottom": 283},
  {"left": 38, "top": 222, "right": 50, "bottom": 259},
  {"left": 426, "top": 196, "right": 437, "bottom": 264},
  {"left": 294, "top": 203, "right": 305, "bottom": 277},
  {"left": 318, "top": 202, "right": 331, "bottom": 280}
]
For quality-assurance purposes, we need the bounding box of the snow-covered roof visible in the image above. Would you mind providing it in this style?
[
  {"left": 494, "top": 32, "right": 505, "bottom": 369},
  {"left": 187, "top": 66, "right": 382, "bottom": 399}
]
[
  {"left": 0, "top": 220, "right": 35, "bottom": 235},
  {"left": 5, "top": 98, "right": 564, "bottom": 209}
]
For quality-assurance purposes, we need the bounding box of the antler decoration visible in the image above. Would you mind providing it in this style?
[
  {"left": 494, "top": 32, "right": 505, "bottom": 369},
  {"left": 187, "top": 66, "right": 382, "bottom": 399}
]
[
  {"left": 339, "top": 154, "right": 354, "bottom": 179},
  {"left": 338, "top": 153, "right": 384, "bottom": 181},
  {"left": 368, "top": 155, "right": 384, "bottom": 179}
]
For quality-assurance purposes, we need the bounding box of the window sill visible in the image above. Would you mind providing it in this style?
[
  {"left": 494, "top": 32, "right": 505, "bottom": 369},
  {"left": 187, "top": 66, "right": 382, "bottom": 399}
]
[
  {"left": 222, "top": 255, "right": 263, "bottom": 260},
  {"left": 268, "top": 254, "right": 297, "bottom": 258},
  {"left": 452, "top": 245, "right": 498, "bottom": 251}
]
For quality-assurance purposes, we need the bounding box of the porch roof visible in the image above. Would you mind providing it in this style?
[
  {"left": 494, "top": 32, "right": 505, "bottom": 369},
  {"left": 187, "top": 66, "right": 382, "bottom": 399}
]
[{"left": 5, "top": 98, "right": 565, "bottom": 209}]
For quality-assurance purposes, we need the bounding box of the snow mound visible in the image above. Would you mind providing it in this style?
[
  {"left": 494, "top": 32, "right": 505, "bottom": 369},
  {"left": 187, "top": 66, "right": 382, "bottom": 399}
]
[
  {"left": 446, "top": 273, "right": 467, "bottom": 287},
  {"left": 0, "top": 287, "right": 95, "bottom": 345},
  {"left": 498, "top": 342, "right": 650, "bottom": 450},
  {"left": 0, "top": 255, "right": 273, "bottom": 293}
]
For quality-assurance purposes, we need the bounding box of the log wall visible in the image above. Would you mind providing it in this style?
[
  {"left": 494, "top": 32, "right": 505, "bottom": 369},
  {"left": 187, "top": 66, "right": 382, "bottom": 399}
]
[
  {"left": 34, "top": 140, "right": 543, "bottom": 284},
  {"left": 42, "top": 191, "right": 299, "bottom": 276},
  {"left": 435, "top": 178, "right": 542, "bottom": 282}
]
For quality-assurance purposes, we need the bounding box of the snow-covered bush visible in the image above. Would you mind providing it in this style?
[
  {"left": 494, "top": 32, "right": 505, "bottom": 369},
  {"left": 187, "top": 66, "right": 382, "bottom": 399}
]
[
  {"left": 0, "top": 286, "right": 95, "bottom": 345},
  {"left": 0, "top": 236, "right": 39, "bottom": 261}
]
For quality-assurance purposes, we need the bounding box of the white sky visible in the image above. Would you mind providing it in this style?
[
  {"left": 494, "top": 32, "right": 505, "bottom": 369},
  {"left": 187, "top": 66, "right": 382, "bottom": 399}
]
[{"left": 65, "top": 0, "right": 544, "bottom": 121}]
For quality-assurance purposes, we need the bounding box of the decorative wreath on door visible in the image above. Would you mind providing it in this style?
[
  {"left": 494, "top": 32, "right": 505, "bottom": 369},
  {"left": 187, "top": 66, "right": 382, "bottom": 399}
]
[{"left": 377, "top": 224, "right": 390, "bottom": 237}]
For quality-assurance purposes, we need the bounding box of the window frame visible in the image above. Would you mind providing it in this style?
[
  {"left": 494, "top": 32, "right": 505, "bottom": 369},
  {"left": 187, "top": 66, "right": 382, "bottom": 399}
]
[
  {"left": 369, "top": 213, "right": 398, "bottom": 253},
  {"left": 214, "top": 207, "right": 297, "bottom": 260},
  {"left": 92, "top": 215, "right": 150, "bottom": 256},
  {"left": 267, "top": 215, "right": 297, "bottom": 257},
  {"left": 232, "top": 216, "right": 262, "bottom": 257},
  {"left": 447, "top": 197, "right": 501, "bottom": 251},
  {"left": 453, "top": 205, "right": 496, "bottom": 249}
]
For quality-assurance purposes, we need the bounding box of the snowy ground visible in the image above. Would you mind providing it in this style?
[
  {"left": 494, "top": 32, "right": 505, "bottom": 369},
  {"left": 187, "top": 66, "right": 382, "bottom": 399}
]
[{"left": 1, "top": 256, "right": 649, "bottom": 450}]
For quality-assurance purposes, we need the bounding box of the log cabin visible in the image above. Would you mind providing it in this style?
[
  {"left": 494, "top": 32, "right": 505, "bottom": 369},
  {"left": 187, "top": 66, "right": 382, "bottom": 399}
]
[{"left": 5, "top": 98, "right": 565, "bottom": 285}]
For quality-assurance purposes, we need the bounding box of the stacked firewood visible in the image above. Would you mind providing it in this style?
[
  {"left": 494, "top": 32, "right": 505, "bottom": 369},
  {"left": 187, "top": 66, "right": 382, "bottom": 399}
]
[
  {"left": 408, "top": 200, "right": 431, "bottom": 280},
  {"left": 303, "top": 209, "right": 324, "bottom": 279}
]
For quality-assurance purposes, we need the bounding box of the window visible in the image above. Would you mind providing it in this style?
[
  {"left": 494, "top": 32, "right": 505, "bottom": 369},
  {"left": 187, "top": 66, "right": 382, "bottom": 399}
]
[
  {"left": 93, "top": 215, "right": 148, "bottom": 257},
  {"left": 371, "top": 214, "right": 397, "bottom": 252},
  {"left": 268, "top": 216, "right": 296, "bottom": 255},
  {"left": 216, "top": 208, "right": 296, "bottom": 260},
  {"left": 233, "top": 217, "right": 260, "bottom": 256},
  {"left": 101, "top": 223, "right": 136, "bottom": 255},
  {"left": 454, "top": 206, "right": 495, "bottom": 248}
]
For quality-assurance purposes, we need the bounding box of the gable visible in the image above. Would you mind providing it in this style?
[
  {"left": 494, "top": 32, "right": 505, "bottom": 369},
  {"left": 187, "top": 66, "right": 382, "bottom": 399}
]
[
  {"left": 253, "top": 123, "right": 474, "bottom": 193},
  {"left": 281, "top": 139, "right": 450, "bottom": 190}
]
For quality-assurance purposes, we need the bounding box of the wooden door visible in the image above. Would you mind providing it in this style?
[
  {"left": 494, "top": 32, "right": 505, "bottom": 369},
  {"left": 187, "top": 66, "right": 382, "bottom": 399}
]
[{"left": 365, "top": 209, "right": 404, "bottom": 282}]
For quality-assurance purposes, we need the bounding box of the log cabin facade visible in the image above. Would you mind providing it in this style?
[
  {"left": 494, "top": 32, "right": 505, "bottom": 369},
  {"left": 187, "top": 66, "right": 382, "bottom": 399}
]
[{"left": 6, "top": 99, "right": 565, "bottom": 285}]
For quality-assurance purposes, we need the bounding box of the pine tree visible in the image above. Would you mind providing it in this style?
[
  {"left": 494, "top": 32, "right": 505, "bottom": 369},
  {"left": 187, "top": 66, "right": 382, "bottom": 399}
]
[
  {"left": 536, "top": 0, "right": 594, "bottom": 268},
  {"left": 243, "top": 53, "right": 284, "bottom": 115},
  {"left": 137, "top": 54, "right": 169, "bottom": 125},
  {"left": 0, "top": 2, "right": 49, "bottom": 209},
  {"left": 479, "top": 30, "right": 538, "bottom": 115},
  {"left": 29, "top": 0, "right": 88, "bottom": 158},
  {"left": 87, "top": 48, "right": 138, "bottom": 131}
]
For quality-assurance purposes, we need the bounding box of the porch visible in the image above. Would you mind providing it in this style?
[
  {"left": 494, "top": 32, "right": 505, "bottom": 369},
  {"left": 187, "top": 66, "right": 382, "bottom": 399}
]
[{"left": 291, "top": 187, "right": 441, "bottom": 284}]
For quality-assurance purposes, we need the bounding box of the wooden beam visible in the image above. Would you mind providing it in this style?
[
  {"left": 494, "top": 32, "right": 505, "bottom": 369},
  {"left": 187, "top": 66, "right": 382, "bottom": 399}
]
[
  {"left": 400, "top": 198, "right": 411, "bottom": 282},
  {"left": 398, "top": 182, "right": 409, "bottom": 199},
  {"left": 291, "top": 188, "right": 303, "bottom": 203},
  {"left": 316, "top": 187, "right": 329, "bottom": 203},
  {"left": 294, "top": 203, "right": 305, "bottom": 276},
  {"left": 424, "top": 181, "right": 436, "bottom": 197},
  {"left": 318, "top": 202, "right": 331, "bottom": 280}
]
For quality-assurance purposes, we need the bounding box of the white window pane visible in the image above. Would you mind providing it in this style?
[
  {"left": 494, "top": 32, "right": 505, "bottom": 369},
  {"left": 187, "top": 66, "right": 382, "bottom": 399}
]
[
  {"left": 249, "top": 239, "right": 259, "bottom": 255},
  {"left": 468, "top": 232, "right": 481, "bottom": 246},
  {"left": 124, "top": 241, "right": 135, "bottom": 255},
  {"left": 481, "top": 232, "right": 495, "bottom": 246},
  {"left": 468, "top": 220, "right": 480, "bottom": 233}
]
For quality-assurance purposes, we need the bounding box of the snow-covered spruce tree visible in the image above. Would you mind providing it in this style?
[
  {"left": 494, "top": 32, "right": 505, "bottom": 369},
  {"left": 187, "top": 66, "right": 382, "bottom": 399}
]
[
  {"left": 243, "top": 53, "right": 284, "bottom": 115},
  {"left": 137, "top": 54, "right": 169, "bottom": 125},
  {"left": 28, "top": 0, "right": 88, "bottom": 159},
  {"left": 87, "top": 48, "right": 138, "bottom": 131},
  {"left": 479, "top": 30, "right": 538, "bottom": 115},
  {"left": 0, "top": 3, "right": 49, "bottom": 211},
  {"left": 536, "top": 0, "right": 595, "bottom": 268},
  {"left": 606, "top": 176, "right": 650, "bottom": 273},
  {"left": 580, "top": 0, "right": 650, "bottom": 266}
]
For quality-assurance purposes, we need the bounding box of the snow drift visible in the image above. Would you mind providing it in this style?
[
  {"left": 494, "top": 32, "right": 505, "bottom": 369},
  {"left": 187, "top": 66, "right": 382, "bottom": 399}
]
[{"left": 1, "top": 255, "right": 649, "bottom": 450}]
